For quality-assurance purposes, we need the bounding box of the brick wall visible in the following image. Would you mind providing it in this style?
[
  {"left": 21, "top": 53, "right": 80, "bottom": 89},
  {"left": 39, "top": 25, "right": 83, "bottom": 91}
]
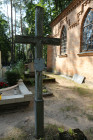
[
  {"left": 47, "top": 0, "right": 93, "bottom": 82},
  {"left": 47, "top": 45, "right": 53, "bottom": 72}
]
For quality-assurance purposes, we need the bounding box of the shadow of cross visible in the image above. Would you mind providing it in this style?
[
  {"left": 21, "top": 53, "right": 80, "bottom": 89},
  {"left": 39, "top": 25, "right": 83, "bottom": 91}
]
[{"left": 15, "top": 6, "right": 61, "bottom": 139}]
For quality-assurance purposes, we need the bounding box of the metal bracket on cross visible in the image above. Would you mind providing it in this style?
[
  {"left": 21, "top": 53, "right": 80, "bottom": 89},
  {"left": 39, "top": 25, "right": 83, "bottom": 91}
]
[{"left": 34, "top": 58, "right": 45, "bottom": 72}]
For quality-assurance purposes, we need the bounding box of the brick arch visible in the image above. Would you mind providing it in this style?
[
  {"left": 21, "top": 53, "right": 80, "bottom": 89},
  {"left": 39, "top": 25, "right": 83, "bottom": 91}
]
[
  {"left": 60, "top": 25, "right": 67, "bottom": 55},
  {"left": 80, "top": 7, "right": 92, "bottom": 52}
]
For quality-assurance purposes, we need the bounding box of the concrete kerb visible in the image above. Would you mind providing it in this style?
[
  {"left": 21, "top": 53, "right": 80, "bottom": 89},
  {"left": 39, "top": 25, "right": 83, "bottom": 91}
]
[{"left": 0, "top": 79, "right": 33, "bottom": 105}]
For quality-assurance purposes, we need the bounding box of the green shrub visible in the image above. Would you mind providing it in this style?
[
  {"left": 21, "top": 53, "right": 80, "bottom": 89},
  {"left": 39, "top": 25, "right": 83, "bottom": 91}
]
[
  {"left": 5, "top": 70, "right": 20, "bottom": 86},
  {"left": 11, "top": 60, "right": 25, "bottom": 79}
]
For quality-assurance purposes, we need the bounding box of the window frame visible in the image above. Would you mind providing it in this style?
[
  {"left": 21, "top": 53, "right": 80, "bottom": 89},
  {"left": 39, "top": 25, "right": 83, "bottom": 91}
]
[
  {"left": 60, "top": 26, "right": 67, "bottom": 55},
  {"left": 81, "top": 8, "right": 93, "bottom": 52}
]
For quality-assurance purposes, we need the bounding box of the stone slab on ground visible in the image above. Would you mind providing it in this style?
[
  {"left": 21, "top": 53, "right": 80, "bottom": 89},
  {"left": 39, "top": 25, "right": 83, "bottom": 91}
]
[
  {"left": 72, "top": 74, "right": 85, "bottom": 84},
  {"left": 60, "top": 74, "right": 72, "bottom": 80}
]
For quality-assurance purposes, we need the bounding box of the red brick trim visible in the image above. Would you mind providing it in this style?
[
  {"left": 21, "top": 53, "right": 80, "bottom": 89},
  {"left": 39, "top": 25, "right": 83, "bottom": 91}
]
[
  {"left": 50, "top": 0, "right": 84, "bottom": 27},
  {"left": 50, "top": 0, "right": 91, "bottom": 27},
  {"left": 69, "top": 0, "right": 91, "bottom": 29}
]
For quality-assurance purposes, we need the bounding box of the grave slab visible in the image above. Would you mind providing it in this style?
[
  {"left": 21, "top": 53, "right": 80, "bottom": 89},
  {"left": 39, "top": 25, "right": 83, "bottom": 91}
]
[
  {"left": 72, "top": 74, "right": 85, "bottom": 84},
  {"left": 0, "top": 80, "right": 33, "bottom": 106}
]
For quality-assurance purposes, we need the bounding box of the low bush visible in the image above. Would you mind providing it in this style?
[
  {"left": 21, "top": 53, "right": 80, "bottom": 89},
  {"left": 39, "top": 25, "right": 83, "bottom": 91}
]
[
  {"left": 5, "top": 70, "right": 20, "bottom": 86},
  {"left": 12, "top": 60, "right": 25, "bottom": 79}
]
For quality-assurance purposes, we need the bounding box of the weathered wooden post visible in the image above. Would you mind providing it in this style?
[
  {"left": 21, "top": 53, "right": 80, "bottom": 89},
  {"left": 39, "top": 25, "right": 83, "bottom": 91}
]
[{"left": 34, "top": 6, "right": 44, "bottom": 138}]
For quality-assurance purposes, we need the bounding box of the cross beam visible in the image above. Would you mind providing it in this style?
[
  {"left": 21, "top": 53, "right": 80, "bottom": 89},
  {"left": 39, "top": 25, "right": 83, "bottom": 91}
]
[
  {"left": 15, "top": 6, "right": 61, "bottom": 139},
  {"left": 15, "top": 35, "right": 61, "bottom": 46}
]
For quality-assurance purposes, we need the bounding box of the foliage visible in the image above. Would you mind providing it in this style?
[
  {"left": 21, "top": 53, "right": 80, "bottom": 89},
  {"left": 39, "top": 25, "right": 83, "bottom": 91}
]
[
  {"left": 68, "top": 128, "right": 76, "bottom": 136},
  {"left": 0, "top": 82, "right": 8, "bottom": 89},
  {"left": 25, "top": 3, "right": 35, "bottom": 36},
  {"left": 15, "top": 45, "right": 26, "bottom": 63},
  {"left": 11, "top": 60, "right": 25, "bottom": 79},
  {"left": 5, "top": 60, "right": 24, "bottom": 86},
  {"left": 36, "top": 0, "right": 46, "bottom": 8},
  {"left": 0, "top": 0, "right": 73, "bottom": 64},
  {"left": 0, "top": 14, "right": 11, "bottom": 65},
  {"left": 29, "top": 78, "right": 35, "bottom": 86},
  {"left": 24, "top": 0, "right": 73, "bottom": 63},
  {"left": 52, "top": 0, "right": 73, "bottom": 13},
  {"left": 42, "top": 89, "right": 47, "bottom": 93},
  {"left": 5, "top": 70, "right": 20, "bottom": 86},
  {"left": 58, "top": 128, "right": 64, "bottom": 133}
]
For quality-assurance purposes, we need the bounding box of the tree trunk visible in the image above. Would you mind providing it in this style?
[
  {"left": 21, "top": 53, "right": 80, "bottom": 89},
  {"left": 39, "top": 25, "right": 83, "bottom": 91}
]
[
  {"left": 6, "top": 1, "right": 10, "bottom": 35},
  {"left": 11, "top": 0, "right": 14, "bottom": 64},
  {"left": 20, "top": 0, "right": 24, "bottom": 61},
  {"left": 13, "top": 6, "right": 17, "bottom": 62}
]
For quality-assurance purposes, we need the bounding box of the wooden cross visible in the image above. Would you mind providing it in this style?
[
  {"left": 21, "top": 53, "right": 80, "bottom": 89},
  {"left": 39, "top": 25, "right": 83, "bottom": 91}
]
[{"left": 15, "top": 6, "right": 61, "bottom": 139}]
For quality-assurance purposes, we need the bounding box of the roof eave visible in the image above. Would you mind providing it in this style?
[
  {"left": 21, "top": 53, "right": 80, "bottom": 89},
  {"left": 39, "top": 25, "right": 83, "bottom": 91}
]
[{"left": 50, "top": 0, "right": 84, "bottom": 27}]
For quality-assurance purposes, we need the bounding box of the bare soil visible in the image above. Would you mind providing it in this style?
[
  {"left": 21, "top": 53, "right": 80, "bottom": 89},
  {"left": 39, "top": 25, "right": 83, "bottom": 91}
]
[{"left": 0, "top": 73, "right": 93, "bottom": 140}]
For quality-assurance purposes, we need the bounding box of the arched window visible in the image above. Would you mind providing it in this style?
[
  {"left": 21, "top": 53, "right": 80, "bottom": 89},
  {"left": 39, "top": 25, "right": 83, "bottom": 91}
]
[
  {"left": 81, "top": 9, "right": 93, "bottom": 51},
  {"left": 60, "top": 26, "right": 67, "bottom": 54}
]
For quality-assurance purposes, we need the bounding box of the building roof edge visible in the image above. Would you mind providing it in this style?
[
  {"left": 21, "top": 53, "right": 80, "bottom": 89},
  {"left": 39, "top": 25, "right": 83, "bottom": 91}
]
[{"left": 50, "top": 0, "right": 85, "bottom": 27}]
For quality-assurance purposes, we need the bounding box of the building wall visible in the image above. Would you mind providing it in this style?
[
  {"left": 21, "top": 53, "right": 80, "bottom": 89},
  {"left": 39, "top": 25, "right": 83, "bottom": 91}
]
[
  {"left": 47, "top": 45, "right": 53, "bottom": 72},
  {"left": 47, "top": 0, "right": 93, "bottom": 82}
]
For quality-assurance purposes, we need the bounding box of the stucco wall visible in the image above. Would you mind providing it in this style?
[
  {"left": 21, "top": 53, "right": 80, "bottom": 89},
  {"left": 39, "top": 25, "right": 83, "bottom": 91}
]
[{"left": 47, "top": 0, "right": 93, "bottom": 82}]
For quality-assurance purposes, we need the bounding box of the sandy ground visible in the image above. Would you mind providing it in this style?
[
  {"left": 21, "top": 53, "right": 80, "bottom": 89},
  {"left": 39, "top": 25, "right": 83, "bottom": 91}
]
[{"left": 0, "top": 73, "right": 93, "bottom": 139}]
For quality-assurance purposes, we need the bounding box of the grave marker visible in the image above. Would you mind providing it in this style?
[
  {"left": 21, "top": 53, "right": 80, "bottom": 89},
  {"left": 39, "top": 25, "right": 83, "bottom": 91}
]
[
  {"left": 15, "top": 6, "right": 61, "bottom": 138},
  {"left": 72, "top": 74, "right": 85, "bottom": 84}
]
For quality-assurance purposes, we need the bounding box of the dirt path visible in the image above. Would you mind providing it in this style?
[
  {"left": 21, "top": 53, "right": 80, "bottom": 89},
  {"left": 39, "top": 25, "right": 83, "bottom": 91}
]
[{"left": 0, "top": 73, "right": 93, "bottom": 139}]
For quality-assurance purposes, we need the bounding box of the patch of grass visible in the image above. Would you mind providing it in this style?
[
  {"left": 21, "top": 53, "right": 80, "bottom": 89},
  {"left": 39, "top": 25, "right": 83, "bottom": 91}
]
[
  {"left": 72, "top": 83, "right": 93, "bottom": 97},
  {"left": 0, "top": 127, "right": 26, "bottom": 140},
  {"left": 66, "top": 98, "right": 72, "bottom": 101},
  {"left": 86, "top": 114, "right": 93, "bottom": 121},
  {"left": 84, "top": 127, "right": 93, "bottom": 140},
  {"left": 39, "top": 124, "right": 65, "bottom": 140},
  {"left": 0, "top": 133, "right": 26, "bottom": 140},
  {"left": 73, "top": 86, "right": 89, "bottom": 96},
  {"left": 65, "top": 115, "right": 71, "bottom": 119},
  {"left": 72, "top": 117, "right": 78, "bottom": 122},
  {"left": 1, "top": 124, "right": 65, "bottom": 140},
  {"left": 24, "top": 78, "right": 35, "bottom": 86},
  {"left": 60, "top": 105, "right": 79, "bottom": 112},
  {"left": 64, "top": 115, "right": 78, "bottom": 122},
  {"left": 87, "top": 105, "right": 93, "bottom": 110}
]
